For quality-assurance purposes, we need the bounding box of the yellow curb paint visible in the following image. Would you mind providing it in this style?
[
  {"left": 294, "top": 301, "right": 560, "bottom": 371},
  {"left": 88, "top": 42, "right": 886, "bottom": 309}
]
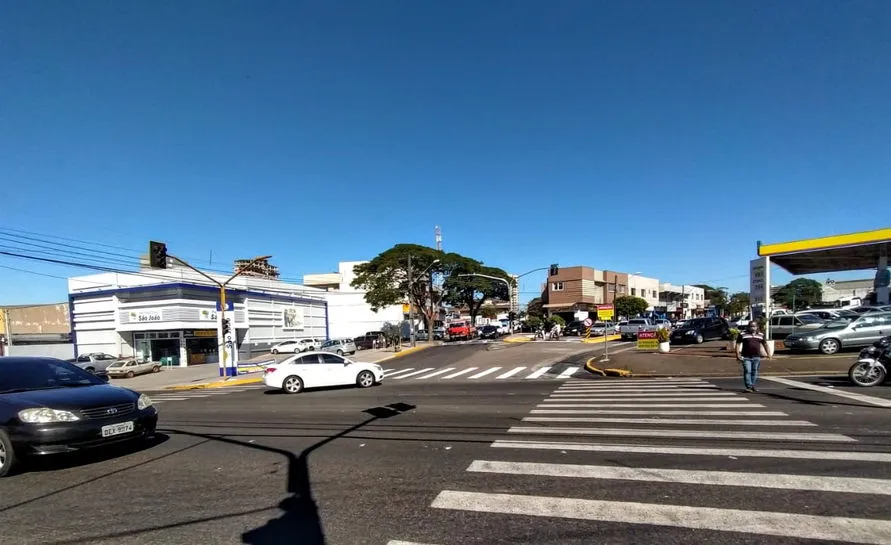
[
  {"left": 504, "top": 337, "right": 534, "bottom": 343},
  {"left": 581, "top": 335, "right": 621, "bottom": 345},
  {"left": 376, "top": 344, "right": 433, "bottom": 362},
  {"left": 165, "top": 376, "right": 263, "bottom": 390},
  {"left": 584, "top": 356, "right": 606, "bottom": 376}
]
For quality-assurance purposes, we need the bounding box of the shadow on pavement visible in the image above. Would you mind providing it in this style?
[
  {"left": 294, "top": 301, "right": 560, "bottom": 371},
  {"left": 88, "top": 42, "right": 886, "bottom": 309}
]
[{"left": 167, "top": 402, "right": 417, "bottom": 545}]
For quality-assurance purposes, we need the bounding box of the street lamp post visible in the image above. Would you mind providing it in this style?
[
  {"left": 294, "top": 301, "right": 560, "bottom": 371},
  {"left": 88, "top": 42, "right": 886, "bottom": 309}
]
[
  {"left": 169, "top": 254, "right": 272, "bottom": 378},
  {"left": 408, "top": 257, "right": 440, "bottom": 348}
]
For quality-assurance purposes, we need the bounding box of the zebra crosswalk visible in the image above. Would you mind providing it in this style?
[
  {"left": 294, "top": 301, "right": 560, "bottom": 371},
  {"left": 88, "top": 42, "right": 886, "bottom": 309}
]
[
  {"left": 383, "top": 365, "right": 581, "bottom": 381},
  {"left": 387, "top": 378, "right": 891, "bottom": 545}
]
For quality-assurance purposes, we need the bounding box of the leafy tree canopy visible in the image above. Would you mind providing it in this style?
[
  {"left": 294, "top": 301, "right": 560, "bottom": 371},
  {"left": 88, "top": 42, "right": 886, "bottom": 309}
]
[
  {"left": 442, "top": 256, "right": 511, "bottom": 324},
  {"left": 728, "top": 292, "right": 750, "bottom": 316},
  {"left": 480, "top": 304, "right": 499, "bottom": 319},
  {"left": 615, "top": 295, "right": 649, "bottom": 318},
  {"left": 773, "top": 278, "right": 823, "bottom": 311}
]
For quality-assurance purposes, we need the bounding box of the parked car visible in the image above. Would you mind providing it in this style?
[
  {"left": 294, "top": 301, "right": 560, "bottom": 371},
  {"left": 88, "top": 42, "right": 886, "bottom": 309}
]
[
  {"left": 796, "top": 310, "right": 843, "bottom": 321},
  {"left": 619, "top": 319, "right": 656, "bottom": 341},
  {"left": 353, "top": 335, "right": 377, "bottom": 350},
  {"left": 320, "top": 338, "right": 357, "bottom": 356},
  {"left": 590, "top": 321, "right": 615, "bottom": 336},
  {"left": 563, "top": 321, "right": 586, "bottom": 336},
  {"left": 0, "top": 356, "right": 158, "bottom": 477},
  {"left": 105, "top": 360, "right": 162, "bottom": 378},
  {"left": 479, "top": 325, "right": 500, "bottom": 339},
  {"left": 67, "top": 353, "right": 121, "bottom": 374},
  {"left": 670, "top": 317, "right": 730, "bottom": 344},
  {"left": 784, "top": 312, "right": 891, "bottom": 355},
  {"left": 363, "top": 331, "right": 389, "bottom": 347},
  {"left": 271, "top": 339, "right": 319, "bottom": 354},
  {"left": 769, "top": 313, "right": 825, "bottom": 339},
  {"left": 262, "top": 352, "right": 384, "bottom": 394}
]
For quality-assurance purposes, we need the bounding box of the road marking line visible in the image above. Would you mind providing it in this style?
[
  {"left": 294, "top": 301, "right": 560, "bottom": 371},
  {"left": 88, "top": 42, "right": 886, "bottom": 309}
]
[
  {"left": 442, "top": 367, "right": 479, "bottom": 379},
  {"left": 384, "top": 368, "right": 416, "bottom": 377},
  {"left": 565, "top": 378, "right": 705, "bottom": 383},
  {"left": 522, "top": 416, "right": 816, "bottom": 426},
  {"left": 539, "top": 403, "right": 763, "bottom": 408},
  {"left": 556, "top": 385, "right": 717, "bottom": 391},
  {"left": 490, "top": 440, "right": 891, "bottom": 462},
  {"left": 387, "top": 541, "right": 441, "bottom": 545},
  {"left": 561, "top": 381, "right": 707, "bottom": 386},
  {"left": 496, "top": 367, "right": 526, "bottom": 379},
  {"left": 556, "top": 367, "right": 580, "bottom": 379},
  {"left": 468, "top": 367, "right": 502, "bottom": 379},
  {"left": 530, "top": 409, "right": 789, "bottom": 416},
  {"left": 525, "top": 367, "right": 552, "bottom": 379},
  {"left": 430, "top": 491, "right": 891, "bottom": 544},
  {"left": 393, "top": 368, "right": 436, "bottom": 380},
  {"left": 414, "top": 368, "right": 456, "bottom": 380},
  {"left": 549, "top": 392, "right": 735, "bottom": 398},
  {"left": 542, "top": 397, "right": 743, "bottom": 403},
  {"left": 467, "top": 460, "right": 891, "bottom": 495},
  {"left": 507, "top": 427, "right": 855, "bottom": 442},
  {"left": 763, "top": 377, "right": 891, "bottom": 408}
]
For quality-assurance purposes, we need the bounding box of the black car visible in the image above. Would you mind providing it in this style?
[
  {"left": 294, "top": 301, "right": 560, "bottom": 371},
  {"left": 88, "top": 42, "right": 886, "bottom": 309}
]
[
  {"left": 563, "top": 321, "right": 586, "bottom": 336},
  {"left": 0, "top": 357, "right": 159, "bottom": 477},
  {"left": 670, "top": 317, "right": 730, "bottom": 344},
  {"left": 479, "top": 325, "right": 500, "bottom": 339}
]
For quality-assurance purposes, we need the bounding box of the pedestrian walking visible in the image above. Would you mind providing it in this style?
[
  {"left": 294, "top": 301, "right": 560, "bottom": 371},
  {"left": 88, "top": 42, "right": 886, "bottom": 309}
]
[{"left": 736, "top": 321, "right": 771, "bottom": 392}]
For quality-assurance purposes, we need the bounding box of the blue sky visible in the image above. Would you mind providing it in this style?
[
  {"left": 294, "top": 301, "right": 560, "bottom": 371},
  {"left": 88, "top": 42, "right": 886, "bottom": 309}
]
[{"left": 1, "top": 1, "right": 889, "bottom": 304}]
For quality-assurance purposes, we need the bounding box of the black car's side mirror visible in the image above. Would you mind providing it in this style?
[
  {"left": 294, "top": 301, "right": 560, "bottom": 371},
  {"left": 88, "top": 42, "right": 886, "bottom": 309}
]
[{"left": 99, "top": 374, "right": 110, "bottom": 382}]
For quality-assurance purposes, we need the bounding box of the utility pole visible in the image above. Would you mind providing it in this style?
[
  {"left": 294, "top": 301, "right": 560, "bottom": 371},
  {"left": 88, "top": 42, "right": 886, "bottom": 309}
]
[{"left": 408, "top": 254, "right": 415, "bottom": 348}]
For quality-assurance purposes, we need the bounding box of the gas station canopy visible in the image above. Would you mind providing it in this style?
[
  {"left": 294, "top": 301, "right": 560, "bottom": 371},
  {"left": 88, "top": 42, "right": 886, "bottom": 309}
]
[{"left": 758, "top": 228, "right": 891, "bottom": 275}]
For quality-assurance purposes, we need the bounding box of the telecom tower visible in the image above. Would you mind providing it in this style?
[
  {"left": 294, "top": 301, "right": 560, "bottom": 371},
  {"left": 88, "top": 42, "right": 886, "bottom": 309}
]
[{"left": 435, "top": 225, "right": 442, "bottom": 251}]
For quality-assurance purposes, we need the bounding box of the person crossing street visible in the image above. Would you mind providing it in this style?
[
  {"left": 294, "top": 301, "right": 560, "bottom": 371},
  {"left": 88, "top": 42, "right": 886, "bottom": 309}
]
[{"left": 736, "top": 320, "right": 771, "bottom": 392}]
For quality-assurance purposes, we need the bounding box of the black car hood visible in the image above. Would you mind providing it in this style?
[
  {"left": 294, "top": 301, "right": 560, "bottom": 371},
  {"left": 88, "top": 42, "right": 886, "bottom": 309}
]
[
  {"left": 0, "top": 384, "right": 138, "bottom": 411},
  {"left": 672, "top": 327, "right": 698, "bottom": 334}
]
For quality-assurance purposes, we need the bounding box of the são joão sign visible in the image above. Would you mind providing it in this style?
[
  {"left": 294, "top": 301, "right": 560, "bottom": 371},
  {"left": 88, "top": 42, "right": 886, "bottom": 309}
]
[{"left": 637, "top": 330, "right": 659, "bottom": 350}]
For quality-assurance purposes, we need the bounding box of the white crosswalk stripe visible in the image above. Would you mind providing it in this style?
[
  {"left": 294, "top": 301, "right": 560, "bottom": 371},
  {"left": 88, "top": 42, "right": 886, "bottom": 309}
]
[
  {"left": 146, "top": 384, "right": 265, "bottom": 405},
  {"left": 525, "top": 367, "right": 552, "bottom": 379},
  {"left": 392, "top": 368, "right": 436, "bottom": 380},
  {"left": 388, "top": 378, "right": 891, "bottom": 545},
  {"left": 468, "top": 367, "right": 501, "bottom": 379},
  {"left": 496, "top": 367, "right": 526, "bottom": 379}
]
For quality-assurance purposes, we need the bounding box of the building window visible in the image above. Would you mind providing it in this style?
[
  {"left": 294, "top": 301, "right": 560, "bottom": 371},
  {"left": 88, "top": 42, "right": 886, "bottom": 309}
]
[
  {"left": 631, "top": 288, "right": 636, "bottom": 296},
  {"left": 552, "top": 282, "right": 564, "bottom": 291}
]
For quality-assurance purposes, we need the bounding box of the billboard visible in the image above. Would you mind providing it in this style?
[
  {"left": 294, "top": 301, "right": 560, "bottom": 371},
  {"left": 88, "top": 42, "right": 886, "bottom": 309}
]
[{"left": 750, "top": 258, "right": 769, "bottom": 305}]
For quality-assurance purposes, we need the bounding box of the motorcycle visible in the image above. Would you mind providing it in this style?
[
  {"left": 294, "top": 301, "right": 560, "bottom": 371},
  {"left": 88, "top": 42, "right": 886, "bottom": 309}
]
[{"left": 848, "top": 335, "right": 891, "bottom": 387}]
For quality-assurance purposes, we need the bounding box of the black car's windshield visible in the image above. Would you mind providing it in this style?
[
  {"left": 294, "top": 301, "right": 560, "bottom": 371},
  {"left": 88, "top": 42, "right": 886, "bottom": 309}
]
[
  {"left": 685, "top": 319, "right": 707, "bottom": 328},
  {"left": 0, "top": 358, "right": 103, "bottom": 393}
]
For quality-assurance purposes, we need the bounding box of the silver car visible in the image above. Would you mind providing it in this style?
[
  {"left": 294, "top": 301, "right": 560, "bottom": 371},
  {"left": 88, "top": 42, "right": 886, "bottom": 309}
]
[
  {"left": 105, "top": 359, "right": 162, "bottom": 378},
  {"left": 769, "top": 313, "right": 825, "bottom": 339},
  {"left": 784, "top": 312, "right": 891, "bottom": 355},
  {"left": 320, "top": 338, "right": 357, "bottom": 356}
]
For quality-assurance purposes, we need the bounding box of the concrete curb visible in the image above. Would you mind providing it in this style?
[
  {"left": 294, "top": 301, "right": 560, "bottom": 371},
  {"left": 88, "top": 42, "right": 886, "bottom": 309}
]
[
  {"left": 584, "top": 356, "right": 632, "bottom": 377},
  {"left": 581, "top": 335, "right": 621, "bottom": 345},
  {"left": 165, "top": 375, "right": 263, "bottom": 390},
  {"left": 503, "top": 336, "right": 534, "bottom": 343},
  {"left": 374, "top": 344, "right": 433, "bottom": 362}
]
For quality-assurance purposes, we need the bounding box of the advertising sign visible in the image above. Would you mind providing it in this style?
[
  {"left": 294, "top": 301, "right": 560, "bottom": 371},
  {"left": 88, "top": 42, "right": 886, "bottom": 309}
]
[
  {"left": 637, "top": 330, "right": 659, "bottom": 350},
  {"left": 596, "top": 304, "right": 614, "bottom": 320},
  {"left": 198, "top": 309, "right": 218, "bottom": 321},
  {"left": 282, "top": 307, "right": 305, "bottom": 331},
  {"left": 750, "top": 257, "right": 769, "bottom": 305},
  {"left": 130, "top": 310, "right": 162, "bottom": 323}
]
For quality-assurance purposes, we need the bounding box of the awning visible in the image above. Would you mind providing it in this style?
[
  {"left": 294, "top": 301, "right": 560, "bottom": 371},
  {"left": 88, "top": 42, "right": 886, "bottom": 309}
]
[{"left": 758, "top": 228, "right": 891, "bottom": 275}]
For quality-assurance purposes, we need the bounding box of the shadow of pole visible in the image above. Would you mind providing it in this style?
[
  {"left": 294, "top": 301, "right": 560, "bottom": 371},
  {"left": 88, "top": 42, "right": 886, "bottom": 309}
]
[{"left": 165, "top": 402, "right": 417, "bottom": 545}]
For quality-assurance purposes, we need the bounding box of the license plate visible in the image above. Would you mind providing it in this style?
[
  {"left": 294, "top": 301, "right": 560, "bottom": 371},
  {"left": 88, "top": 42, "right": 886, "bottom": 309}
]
[{"left": 101, "top": 421, "right": 134, "bottom": 438}]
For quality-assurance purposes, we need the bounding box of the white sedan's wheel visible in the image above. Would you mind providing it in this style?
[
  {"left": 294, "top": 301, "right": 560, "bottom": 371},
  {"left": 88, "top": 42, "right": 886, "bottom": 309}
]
[
  {"left": 271, "top": 349, "right": 279, "bottom": 354},
  {"left": 0, "top": 431, "right": 15, "bottom": 478},
  {"left": 356, "top": 371, "right": 375, "bottom": 388},
  {"left": 283, "top": 375, "right": 303, "bottom": 394}
]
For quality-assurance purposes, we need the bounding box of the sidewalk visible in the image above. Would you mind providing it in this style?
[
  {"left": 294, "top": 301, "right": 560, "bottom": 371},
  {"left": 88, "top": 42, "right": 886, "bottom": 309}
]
[{"left": 597, "top": 349, "right": 854, "bottom": 377}]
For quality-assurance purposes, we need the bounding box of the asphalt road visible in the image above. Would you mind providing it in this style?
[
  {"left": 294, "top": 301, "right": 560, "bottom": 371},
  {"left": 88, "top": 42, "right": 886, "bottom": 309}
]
[{"left": 3, "top": 357, "right": 891, "bottom": 545}]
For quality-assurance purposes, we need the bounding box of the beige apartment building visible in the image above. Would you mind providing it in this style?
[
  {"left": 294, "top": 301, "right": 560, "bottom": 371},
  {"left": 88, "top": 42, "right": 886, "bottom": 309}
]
[{"left": 542, "top": 266, "right": 629, "bottom": 317}]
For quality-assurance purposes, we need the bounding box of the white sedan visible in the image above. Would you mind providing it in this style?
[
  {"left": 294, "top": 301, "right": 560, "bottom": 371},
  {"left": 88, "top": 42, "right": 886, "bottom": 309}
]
[{"left": 262, "top": 351, "right": 384, "bottom": 394}]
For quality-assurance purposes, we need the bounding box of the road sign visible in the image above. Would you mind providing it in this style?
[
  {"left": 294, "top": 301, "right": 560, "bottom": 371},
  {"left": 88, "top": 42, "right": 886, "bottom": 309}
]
[
  {"left": 583, "top": 318, "right": 593, "bottom": 327},
  {"left": 216, "top": 300, "right": 235, "bottom": 312},
  {"left": 637, "top": 330, "right": 659, "bottom": 350},
  {"left": 596, "top": 304, "right": 614, "bottom": 320}
]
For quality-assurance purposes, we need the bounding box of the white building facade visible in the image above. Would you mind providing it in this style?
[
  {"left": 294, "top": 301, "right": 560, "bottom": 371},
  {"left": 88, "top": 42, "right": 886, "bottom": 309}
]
[
  {"left": 68, "top": 267, "right": 328, "bottom": 367},
  {"left": 658, "top": 283, "right": 706, "bottom": 319},
  {"left": 627, "top": 274, "right": 661, "bottom": 310},
  {"left": 304, "top": 261, "right": 406, "bottom": 339}
]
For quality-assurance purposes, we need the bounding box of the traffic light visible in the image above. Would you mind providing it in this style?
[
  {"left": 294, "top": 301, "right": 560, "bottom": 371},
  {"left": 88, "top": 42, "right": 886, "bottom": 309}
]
[
  {"left": 222, "top": 319, "right": 231, "bottom": 336},
  {"left": 508, "top": 311, "right": 517, "bottom": 322},
  {"left": 549, "top": 263, "right": 559, "bottom": 276},
  {"left": 149, "top": 241, "right": 167, "bottom": 269}
]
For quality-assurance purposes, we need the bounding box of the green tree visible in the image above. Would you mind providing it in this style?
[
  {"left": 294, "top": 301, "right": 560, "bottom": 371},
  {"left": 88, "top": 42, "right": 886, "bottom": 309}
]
[
  {"left": 525, "top": 315, "right": 543, "bottom": 331},
  {"left": 695, "top": 284, "right": 728, "bottom": 310},
  {"left": 728, "top": 292, "right": 750, "bottom": 316},
  {"left": 351, "top": 244, "right": 452, "bottom": 333},
  {"left": 545, "top": 315, "right": 566, "bottom": 330},
  {"left": 525, "top": 297, "right": 545, "bottom": 318},
  {"left": 381, "top": 322, "right": 402, "bottom": 348},
  {"left": 773, "top": 278, "right": 823, "bottom": 311},
  {"left": 442, "top": 257, "right": 511, "bottom": 325},
  {"left": 615, "top": 295, "right": 649, "bottom": 318},
  {"left": 480, "top": 304, "right": 498, "bottom": 319}
]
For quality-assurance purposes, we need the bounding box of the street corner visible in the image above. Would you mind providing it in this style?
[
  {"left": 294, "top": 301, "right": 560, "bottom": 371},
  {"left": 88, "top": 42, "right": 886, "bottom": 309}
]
[
  {"left": 165, "top": 375, "right": 263, "bottom": 390},
  {"left": 377, "top": 343, "right": 434, "bottom": 361},
  {"left": 580, "top": 334, "right": 622, "bottom": 344}
]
